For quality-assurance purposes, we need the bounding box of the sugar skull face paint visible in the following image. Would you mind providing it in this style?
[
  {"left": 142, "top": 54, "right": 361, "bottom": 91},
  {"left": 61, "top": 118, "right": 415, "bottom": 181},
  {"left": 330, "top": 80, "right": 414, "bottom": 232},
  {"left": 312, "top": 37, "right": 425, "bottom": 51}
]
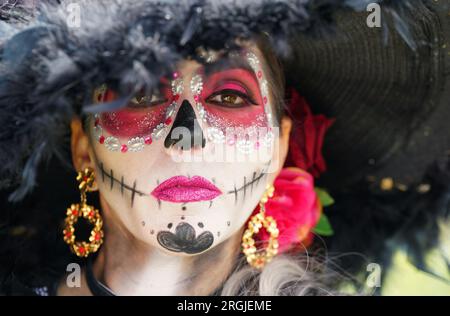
[
  {"left": 192, "top": 52, "right": 274, "bottom": 154},
  {"left": 92, "top": 51, "right": 274, "bottom": 154},
  {"left": 89, "top": 46, "right": 282, "bottom": 256}
]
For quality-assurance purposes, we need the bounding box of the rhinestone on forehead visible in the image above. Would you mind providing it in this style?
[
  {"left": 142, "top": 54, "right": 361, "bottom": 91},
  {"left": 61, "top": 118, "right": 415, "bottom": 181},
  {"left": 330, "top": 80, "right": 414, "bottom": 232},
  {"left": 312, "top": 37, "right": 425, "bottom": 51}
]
[
  {"left": 172, "top": 78, "right": 184, "bottom": 95},
  {"left": 197, "top": 47, "right": 221, "bottom": 64},
  {"left": 246, "top": 52, "right": 260, "bottom": 73},
  {"left": 261, "top": 79, "right": 268, "bottom": 96},
  {"left": 190, "top": 75, "right": 203, "bottom": 95},
  {"left": 246, "top": 52, "right": 274, "bottom": 127}
]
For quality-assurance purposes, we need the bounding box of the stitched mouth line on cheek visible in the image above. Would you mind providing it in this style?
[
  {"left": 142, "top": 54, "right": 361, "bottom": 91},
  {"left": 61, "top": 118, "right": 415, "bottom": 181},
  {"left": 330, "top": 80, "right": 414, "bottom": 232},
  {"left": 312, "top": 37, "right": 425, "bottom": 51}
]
[
  {"left": 91, "top": 115, "right": 272, "bottom": 208},
  {"left": 93, "top": 159, "right": 221, "bottom": 209},
  {"left": 94, "top": 160, "right": 146, "bottom": 208},
  {"left": 227, "top": 160, "right": 271, "bottom": 205}
]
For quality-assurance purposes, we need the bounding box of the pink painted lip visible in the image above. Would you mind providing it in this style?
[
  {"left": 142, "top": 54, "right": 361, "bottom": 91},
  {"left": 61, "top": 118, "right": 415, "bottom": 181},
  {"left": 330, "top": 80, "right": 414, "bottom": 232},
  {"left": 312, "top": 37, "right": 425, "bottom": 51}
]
[{"left": 151, "top": 176, "right": 222, "bottom": 203}]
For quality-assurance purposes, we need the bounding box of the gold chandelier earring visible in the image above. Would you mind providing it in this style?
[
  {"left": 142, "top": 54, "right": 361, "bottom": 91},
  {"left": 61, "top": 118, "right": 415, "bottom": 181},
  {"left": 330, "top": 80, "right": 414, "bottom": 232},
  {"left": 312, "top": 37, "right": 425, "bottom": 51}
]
[
  {"left": 242, "top": 184, "right": 279, "bottom": 269},
  {"left": 63, "top": 167, "right": 104, "bottom": 257}
]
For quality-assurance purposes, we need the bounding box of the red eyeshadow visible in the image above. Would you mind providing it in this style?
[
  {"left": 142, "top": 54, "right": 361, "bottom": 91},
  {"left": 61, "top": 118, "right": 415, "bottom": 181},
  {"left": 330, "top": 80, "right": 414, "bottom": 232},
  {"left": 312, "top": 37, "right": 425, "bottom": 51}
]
[
  {"left": 97, "top": 82, "right": 174, "bottom": 138},
  {"left": 100, "top": 106, "right": 167, "bottom": 138},
  {"left": 216, "top": 82, "right": 248, "bottom": 95},
  {"left": 200, "top": 69, "right": 267, "bottom": 128}
]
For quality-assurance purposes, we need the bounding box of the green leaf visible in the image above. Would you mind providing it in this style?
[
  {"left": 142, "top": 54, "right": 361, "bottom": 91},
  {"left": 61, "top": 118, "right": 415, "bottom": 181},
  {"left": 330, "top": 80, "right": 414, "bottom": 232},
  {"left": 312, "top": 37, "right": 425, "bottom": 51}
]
[
  {"left": 313, "top": 213, "right": 334, "bottom": 236},
  {"left": 315, "top": 188, "right": 334, "bottom": 207}
]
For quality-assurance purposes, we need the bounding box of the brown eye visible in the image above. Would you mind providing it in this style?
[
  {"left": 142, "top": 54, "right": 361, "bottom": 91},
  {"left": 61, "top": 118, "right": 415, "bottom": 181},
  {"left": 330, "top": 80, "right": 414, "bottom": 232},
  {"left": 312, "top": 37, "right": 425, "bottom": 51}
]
[
  {"left": 218, "top": 94, "right": 243, "bottom": 105},
  {"left": 206, "top": 88, "right": 258, "bottom": 108},
  {"left": 207, "top": 93, "right": 246, "bottom": 107},
  {"left": 222, "top": 94, "right": 239, "bottom": 104}
]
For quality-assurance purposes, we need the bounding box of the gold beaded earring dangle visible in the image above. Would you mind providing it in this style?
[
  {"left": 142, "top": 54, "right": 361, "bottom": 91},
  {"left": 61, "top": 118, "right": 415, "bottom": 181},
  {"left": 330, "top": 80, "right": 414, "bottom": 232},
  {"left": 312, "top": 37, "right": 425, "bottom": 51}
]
[
  {"left": 63, "top": 167, "right": 104, "bottom": 257},
  {"left": 242, "top": 184, "right": 279, "bottom": 269}
]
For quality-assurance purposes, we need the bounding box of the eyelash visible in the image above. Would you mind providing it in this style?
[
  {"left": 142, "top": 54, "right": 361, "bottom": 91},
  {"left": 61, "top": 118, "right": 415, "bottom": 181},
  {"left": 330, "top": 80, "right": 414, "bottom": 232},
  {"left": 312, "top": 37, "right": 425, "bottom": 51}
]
[
  {"left": 129, "top": 94, "right": 168, "bottom": 108},
  {"left": 127, "top": 89, "right": 172, "bottom": 109},
  {"left": 205, "top": 89, "right": 258, "bottom": 108},
  {"left": 127, "top": 89, "right": 258, "bottom": 109},
  {"left": 96, "top": 78, "right": 259, "bottom": 110}
]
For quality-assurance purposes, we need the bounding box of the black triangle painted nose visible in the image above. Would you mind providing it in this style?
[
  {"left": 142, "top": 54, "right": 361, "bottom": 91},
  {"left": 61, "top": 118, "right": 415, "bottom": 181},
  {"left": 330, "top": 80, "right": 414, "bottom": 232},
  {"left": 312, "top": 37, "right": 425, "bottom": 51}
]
[{"left": 164, "top": 100, "right": 206, "bottom": 150}]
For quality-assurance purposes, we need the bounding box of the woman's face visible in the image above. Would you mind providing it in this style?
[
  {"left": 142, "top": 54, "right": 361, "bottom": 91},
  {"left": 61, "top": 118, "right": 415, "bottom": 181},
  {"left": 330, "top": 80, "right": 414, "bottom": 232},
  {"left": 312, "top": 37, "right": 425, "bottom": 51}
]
[{"left": 83, "top": 47, "right": 289, "bottom": 256}]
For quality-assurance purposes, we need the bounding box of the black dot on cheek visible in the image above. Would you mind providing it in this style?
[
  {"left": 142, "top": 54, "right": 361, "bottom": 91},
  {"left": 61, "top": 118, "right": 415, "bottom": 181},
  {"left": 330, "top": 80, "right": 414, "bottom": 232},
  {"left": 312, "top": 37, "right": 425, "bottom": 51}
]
[
  {"left": 181, "top": 216, "right": 185, "bottom": 220},
  {"left": 198, "top": 222, "right": 204, "bottom": 228},
  {"left": 167, "top": 223, "right": 173, "bottom": 229},
  {"left": 182, "top": 206, "right": 187, "bottom": 211},
  {"left": 150, "top": 230, "right": 154, "bottom": 235}
]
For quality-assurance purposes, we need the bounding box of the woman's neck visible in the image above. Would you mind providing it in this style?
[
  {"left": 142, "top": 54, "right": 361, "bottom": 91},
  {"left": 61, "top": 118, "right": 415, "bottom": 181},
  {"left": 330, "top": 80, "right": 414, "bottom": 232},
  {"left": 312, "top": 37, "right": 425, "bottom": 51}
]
[
  {"left": 93, "top": 224, "right": 242, "bottom": 296},
  {"left": 58, "top": 196, "right": 243, "bottom": 296}
]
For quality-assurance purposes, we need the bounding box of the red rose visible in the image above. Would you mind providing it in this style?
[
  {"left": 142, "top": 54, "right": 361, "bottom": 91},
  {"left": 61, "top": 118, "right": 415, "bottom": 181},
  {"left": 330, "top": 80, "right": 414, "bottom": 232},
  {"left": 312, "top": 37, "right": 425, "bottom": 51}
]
[
  {"left": 252, "top": 168, "right": 322, "bottom": 253},
  {"left": 285, "top": 89, "right": 335, "bottom": 178}
]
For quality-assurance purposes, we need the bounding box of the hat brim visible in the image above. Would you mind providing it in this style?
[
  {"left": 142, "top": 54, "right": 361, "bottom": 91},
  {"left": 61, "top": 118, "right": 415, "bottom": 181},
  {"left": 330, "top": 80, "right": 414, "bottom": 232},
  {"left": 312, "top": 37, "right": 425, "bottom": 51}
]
[{"left": 284, "top": 1, "right": 450, "bottom": 189}]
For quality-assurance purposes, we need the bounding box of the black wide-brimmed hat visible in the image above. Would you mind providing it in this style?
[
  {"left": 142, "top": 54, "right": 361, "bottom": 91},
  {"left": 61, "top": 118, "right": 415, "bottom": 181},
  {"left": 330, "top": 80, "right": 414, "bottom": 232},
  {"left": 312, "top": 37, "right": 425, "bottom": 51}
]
[
  {"left": 0, "top": 0, "right": 448, "bottom": 201},
  {"left": 285, "top": 1, "right": 450, "bottom": 191}
]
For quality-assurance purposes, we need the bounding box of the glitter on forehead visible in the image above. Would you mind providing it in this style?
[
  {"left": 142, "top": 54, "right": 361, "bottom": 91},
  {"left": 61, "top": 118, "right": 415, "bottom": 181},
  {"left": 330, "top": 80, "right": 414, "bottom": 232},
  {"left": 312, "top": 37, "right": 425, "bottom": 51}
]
[
  {"left": 246, "top": 52, "right": 260, "bottom": 73},
  {"left": 196, "top": 47, "right": 222, "bottom": 64},
  {"left": 261, "top": 79, "right": 268, "bottom": 96},
  {"left": 171, "top": 78, "right": 184, "bottom": 95},
  {"left": 190, "top": 75, "right": 203, "bottom": 95}
]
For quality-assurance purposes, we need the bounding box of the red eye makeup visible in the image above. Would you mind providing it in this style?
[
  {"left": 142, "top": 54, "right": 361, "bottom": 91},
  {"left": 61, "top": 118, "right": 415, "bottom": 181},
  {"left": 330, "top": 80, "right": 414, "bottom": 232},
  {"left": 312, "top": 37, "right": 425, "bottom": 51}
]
[
  {"left": 193, "top": 52, "right": 275, "bottom": 154},
  {"left": 200, "top": 68, "right": 267, "bottom": 129},
  {"left": 92, "top": 74, "right": 182, "bottom": 152},
  {"left": 92, "top": 51, "right": 275, "bottom": 155}
]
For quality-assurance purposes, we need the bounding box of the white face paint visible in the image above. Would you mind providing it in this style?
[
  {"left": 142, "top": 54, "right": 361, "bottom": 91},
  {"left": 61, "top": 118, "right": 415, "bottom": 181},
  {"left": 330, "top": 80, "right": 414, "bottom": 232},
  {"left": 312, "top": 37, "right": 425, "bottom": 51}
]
[{"left": 90, "top": 47, "right": 281, "bottom": 255}]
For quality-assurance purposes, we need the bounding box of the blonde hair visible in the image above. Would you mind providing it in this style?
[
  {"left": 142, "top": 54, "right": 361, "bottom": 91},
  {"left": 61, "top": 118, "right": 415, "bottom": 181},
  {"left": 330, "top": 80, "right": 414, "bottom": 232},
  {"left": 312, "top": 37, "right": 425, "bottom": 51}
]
[{"left": 219, "top": 252, "right": 338, "bottom": 296}]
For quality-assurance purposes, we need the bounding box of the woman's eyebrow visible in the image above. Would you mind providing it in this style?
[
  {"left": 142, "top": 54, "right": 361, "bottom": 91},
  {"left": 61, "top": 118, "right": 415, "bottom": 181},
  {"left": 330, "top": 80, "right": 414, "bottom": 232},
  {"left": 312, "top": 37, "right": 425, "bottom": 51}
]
[{"left": 203, "top": 57, "right": 256, "bottom": 77}]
